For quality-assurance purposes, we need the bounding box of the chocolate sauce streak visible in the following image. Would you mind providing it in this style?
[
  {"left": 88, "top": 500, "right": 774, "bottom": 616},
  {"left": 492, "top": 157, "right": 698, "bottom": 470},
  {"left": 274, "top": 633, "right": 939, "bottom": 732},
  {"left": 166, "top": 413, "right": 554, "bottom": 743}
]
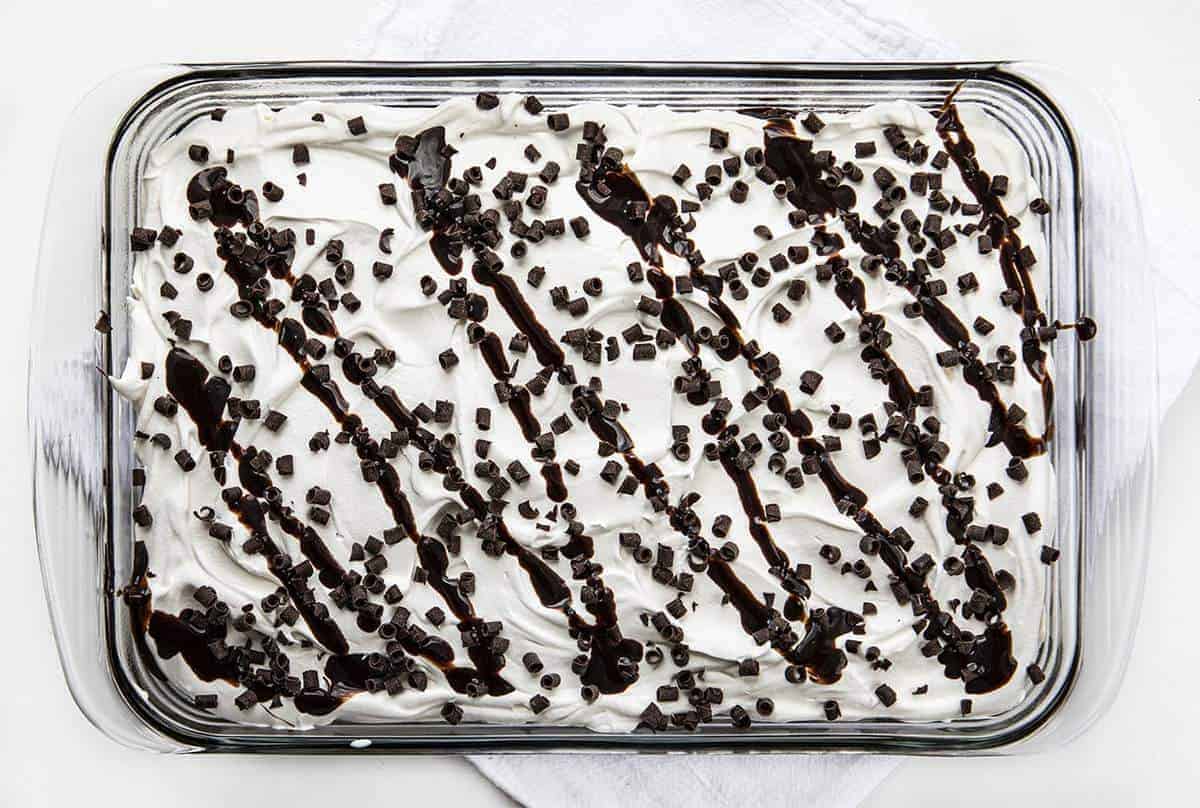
[
  {"left": 763, "top": 118, "right": 855, "bottom": 216},
  {"left": 226, "top": 492, "right": 350, "bottom": 655},
  {"left": 236, "top": 447, "right": 347, "bottom": 588},
  {"left": 833, "top": 153, "right": 1047, "bottom": 459},
  {"left": 962, "top": 544, "right": 1008, "bottom": 616},
  {"left": 478, "top": 331, "right": 542, "bottom": 441},
  {"left": 163, "top": 346, "right": 351, "bottom": 656},
  {"left": 828, "top": 270, "right": 954, "bottom": 487},
  {"left": 372, "top": 383, "right": 573, "bottom": 610},
  {"left": 386, "top": 129, "right": 650, "bottom": 694},
  {"left": 575, "top": 386, "right": 835, "bottom": 676},
  {"left": 187, "top": 166, "right": 259, "bottom": 227},
  {"left": 690, "top": 255, "right": 875, "bottom": 550},
  {"left": 129, "top": 543, "right": 296, "bottom": 710},
  {"left": 472, "top": 262, "right": 565, "bottom": 369},
  {"left": 148, "top": 610, "right": 242, "bottom": 683},
  {"left": 791, "top": 606, "right": 861, "bottom": 685},
  {"left": 165, "top": 348, "right": 238, "bottom": 452},
  {"left": 704, "top": 555, "right": 852, "bottom": 682},
  {"left": 124, "top": 540, "right": 169, "bottom": 683},
  {"left": 716, "top": 451, "right": 789, "bottom": 570},
  {"left": 540, "top": 462, "right": 568, "bottom": 503},
  {"left": 576, "top": 166, "right": 685, "bottom": 267},
  {"left": 575, "top": 163, "right": 702, "bottom": 356},
  {"left": 376, "top": 462, "right": 420, "bottom": 540},
  {"left": 416, "top": 537, "right": 516, "bottom": 697},
  {"left": 392, "top": 126, "right": 462, "bottom": 274},
  {"left": 161, "top": 170, "right": 530, "bottom": 702},
  {"left": 936, "top": 100, "right": 1054, "bottom": 441},
  {"left": 476, "top": 331, "right": 513, "bottom": 379},
  {"left": 578, "top": 142, "right": 1020, "bottom": 693},
  {"left": 467, "top": 346, "right": 642, "bottom": 692},
  {"left": 132, "top": 542, "right": 321, "bottom": 716}
]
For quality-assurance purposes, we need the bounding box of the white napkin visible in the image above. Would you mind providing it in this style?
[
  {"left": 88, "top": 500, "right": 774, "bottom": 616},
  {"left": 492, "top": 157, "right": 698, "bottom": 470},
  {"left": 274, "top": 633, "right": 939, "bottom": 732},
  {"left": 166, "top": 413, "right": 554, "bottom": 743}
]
[{"left": 349, "top": 2, "right": 1175, "bottom": 806}]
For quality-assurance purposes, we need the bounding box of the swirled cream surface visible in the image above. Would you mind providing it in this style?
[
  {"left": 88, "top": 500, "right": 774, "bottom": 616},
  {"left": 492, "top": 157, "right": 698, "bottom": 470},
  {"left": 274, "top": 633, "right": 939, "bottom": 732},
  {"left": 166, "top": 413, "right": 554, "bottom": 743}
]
[{"left": 114, "top": 94, "right": 1058, "bottom": 732}]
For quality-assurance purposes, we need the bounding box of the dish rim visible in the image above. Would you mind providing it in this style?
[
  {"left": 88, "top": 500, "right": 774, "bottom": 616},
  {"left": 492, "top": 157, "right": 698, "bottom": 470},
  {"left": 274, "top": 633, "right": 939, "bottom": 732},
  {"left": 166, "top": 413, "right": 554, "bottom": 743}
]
[{"left": 44, "top": 60, "right": 1099, "bottom": 754}]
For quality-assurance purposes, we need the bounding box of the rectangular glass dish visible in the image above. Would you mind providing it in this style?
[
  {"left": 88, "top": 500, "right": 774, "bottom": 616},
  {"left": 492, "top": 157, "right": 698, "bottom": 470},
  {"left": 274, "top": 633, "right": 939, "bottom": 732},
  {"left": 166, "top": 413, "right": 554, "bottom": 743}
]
[{"left": 29, "top": 61, "right": 1156, "bottom": 755}]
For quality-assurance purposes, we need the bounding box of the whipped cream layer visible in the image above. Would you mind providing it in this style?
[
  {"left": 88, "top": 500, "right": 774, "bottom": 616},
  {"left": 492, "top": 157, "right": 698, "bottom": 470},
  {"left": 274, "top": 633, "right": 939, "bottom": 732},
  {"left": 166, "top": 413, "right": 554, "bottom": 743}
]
[{"left": 115, "top": 94, "right": 1058, "bottom": 732}]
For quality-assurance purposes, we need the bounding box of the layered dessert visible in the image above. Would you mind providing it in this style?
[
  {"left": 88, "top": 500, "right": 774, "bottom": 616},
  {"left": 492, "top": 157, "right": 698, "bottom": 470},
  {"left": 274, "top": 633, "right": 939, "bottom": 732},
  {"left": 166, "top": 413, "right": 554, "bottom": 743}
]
[{"left": 113, "top": 91, "right": 1068, "bottom": 731}]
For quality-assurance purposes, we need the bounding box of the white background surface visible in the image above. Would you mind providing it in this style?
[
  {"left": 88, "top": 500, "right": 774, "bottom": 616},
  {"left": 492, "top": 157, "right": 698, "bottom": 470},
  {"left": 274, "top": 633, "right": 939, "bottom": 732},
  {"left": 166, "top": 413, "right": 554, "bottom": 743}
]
[{"left": 1, "top": 1, "right": 1196, "bottom": 805}]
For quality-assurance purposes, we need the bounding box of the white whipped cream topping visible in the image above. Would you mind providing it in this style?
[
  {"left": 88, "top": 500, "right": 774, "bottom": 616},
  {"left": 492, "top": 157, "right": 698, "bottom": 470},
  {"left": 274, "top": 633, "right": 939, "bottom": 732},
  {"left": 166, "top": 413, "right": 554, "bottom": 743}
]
[{"left": 117, "top": 95, "right": 1055, "bottom": 731}]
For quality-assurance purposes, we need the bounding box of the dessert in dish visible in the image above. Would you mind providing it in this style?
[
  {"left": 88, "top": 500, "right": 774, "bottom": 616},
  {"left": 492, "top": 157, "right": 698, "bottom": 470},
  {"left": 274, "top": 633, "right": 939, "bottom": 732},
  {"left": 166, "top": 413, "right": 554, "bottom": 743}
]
[{"left": 112, "top": 91, "right": 1074, "bottom": 732}]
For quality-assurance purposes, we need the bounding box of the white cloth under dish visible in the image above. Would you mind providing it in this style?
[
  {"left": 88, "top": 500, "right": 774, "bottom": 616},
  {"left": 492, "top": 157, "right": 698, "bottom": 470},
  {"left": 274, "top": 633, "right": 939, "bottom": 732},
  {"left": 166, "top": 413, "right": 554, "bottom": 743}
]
[{"left": 349, "top": 1, "right": 1177, "bottom": 806}]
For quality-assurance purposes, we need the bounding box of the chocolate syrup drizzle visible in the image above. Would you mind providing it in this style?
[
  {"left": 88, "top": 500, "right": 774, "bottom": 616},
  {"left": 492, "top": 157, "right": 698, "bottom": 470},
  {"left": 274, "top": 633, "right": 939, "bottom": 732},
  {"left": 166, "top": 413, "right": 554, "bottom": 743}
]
[
  {"left": 150, "top": 351, "right": 490, "bottom": 712},
  {"left": 265, "top": 331, "right": 520, "bottom": 699},
  {"left": 763, "top": 112, "right": 1021, "bottom": 692},
  {"left": 573, "top": 144, "right": 879, "bottom": 676},
  {"left": 392, "top": 126, "right": 462, "bottom": 274},
  {"left": 762, "top": 119, "right": 855, "bottom": 216},
  {"left": 935, "top": 99, "right": 1055, "bottom": 443},
  {"left": 472, "top": 263, "right": 565, "bottom": 369},
  {"left": 187, "top": 166, "right": 259, "bottom": 227},
  {"left": 163, "top": 347, "right": 349, "bottom": 654},
  {"left": 198, "top": 148, "right": 645, "bottom": 699},
  {"left": 838, "top": 215, "right": 1047, "bottom": 459},
  {"left": 392, "top": 130, "right": 646, "bottom": 694},
  {"left": 128, "top": 97, "right": 1061, "bottom": 721},
  {"left": 477, "top": 331, "right": 542, "bottom": 441},
  {"left": 576, "top": 385, "right": 854, "bottom": 683},
  {"left": 141, "top": 172, "right": 536, "bottom": 706},
  {"left": 570, "top": 122, "right": 1022, "bottom": 693}
]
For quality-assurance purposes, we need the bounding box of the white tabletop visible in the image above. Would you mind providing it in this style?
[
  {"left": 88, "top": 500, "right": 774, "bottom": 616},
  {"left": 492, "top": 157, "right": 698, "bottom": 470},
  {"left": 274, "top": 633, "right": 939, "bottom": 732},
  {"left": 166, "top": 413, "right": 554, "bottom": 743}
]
[{"left": 1, "top": 1, "right": 1193, "bottom": 804}]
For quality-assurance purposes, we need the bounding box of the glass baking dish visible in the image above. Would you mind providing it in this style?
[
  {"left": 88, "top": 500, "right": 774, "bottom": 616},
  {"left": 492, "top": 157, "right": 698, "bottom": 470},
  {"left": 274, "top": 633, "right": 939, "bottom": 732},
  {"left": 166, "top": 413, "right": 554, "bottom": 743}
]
[{"left": 29, "top": 61, "right": 1156, "bottom": 755}]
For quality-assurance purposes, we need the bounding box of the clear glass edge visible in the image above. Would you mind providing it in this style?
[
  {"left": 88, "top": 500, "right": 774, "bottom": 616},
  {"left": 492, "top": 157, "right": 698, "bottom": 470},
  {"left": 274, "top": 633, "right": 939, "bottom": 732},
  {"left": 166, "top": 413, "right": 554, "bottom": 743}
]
[{"left": 28, "top": 60, "right": 1155, "bottom": 756}]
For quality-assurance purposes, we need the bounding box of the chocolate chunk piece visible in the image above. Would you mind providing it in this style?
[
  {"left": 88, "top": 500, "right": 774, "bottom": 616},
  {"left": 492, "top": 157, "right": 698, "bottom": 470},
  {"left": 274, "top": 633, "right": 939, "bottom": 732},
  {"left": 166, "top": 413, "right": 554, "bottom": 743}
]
[
  {"left": 440, "top": 702, "right": 464, "bottom": 724},
  {"left": 799, "top": 370, "right": 823, "bottom": 395},
  {"left": 801, "top": 112, "right": 824, "bottom": 133},
  {"left": 130, "top": 227, "right": 158, "bottom": 251}
]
